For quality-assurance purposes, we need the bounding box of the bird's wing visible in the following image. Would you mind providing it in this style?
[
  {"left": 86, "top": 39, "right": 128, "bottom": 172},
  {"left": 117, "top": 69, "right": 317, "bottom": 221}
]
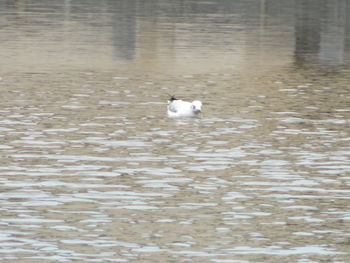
[{"left": 168, "top": 100, "right": 188, "bottom": 113}]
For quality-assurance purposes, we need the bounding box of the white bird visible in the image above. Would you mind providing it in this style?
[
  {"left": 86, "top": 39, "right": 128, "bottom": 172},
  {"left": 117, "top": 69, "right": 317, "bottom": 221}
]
[{"left": 167, "top": 95, "right": 202, "bottom": 118}]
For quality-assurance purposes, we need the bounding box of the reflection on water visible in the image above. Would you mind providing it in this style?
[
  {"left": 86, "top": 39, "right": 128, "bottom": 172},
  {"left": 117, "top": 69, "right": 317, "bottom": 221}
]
[
  {"left": 295, "top": 0, "right": 350, "bottom": 68},
  {"left": 0, "top": 0, "right": 350, "bottom": 262},
  {"left": 1, "top": 0, "right": 350, "bottom": 73},
  {"left": 111, "top": 1, "right": 137, "bottom": 60}
]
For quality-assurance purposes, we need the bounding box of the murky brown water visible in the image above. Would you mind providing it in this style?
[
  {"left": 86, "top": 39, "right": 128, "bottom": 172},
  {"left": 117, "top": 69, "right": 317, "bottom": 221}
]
[{"left": 1, "top": 1, "right": 350, "bottom": 262}]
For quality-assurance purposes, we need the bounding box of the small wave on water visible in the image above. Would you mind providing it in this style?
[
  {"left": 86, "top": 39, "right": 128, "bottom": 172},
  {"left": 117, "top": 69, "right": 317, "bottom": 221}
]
[{"left": 0, "top": 71, "right": 349, "bottom": 262}]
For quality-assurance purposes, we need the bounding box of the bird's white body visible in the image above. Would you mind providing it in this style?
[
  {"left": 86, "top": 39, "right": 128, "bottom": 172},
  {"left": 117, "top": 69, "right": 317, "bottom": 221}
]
[{"left": 167, "top": 98, "right": 202, "bottom": 118}]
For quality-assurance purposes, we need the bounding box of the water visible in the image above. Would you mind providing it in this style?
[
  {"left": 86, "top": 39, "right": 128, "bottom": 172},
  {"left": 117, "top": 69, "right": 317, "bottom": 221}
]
[{"left": 1, "top": 0, "right": 350, "bottom": 262}]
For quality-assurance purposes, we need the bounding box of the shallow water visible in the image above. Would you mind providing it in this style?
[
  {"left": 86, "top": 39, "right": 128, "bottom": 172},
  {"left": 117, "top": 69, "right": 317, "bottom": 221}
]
[{"left": 1, "top": 1, "right": 350, "bottom": 262}]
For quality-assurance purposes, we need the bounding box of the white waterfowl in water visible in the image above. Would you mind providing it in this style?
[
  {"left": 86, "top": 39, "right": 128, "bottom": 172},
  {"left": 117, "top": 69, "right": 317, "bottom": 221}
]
[{"left": 167, "top": 96, "right": 202, "bottom": 118}]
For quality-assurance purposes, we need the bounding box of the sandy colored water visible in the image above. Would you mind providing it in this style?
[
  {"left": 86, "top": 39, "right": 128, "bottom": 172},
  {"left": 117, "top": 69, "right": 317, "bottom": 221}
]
[{"left": 0, "top": 1, "right": 350, "bottom": 262}]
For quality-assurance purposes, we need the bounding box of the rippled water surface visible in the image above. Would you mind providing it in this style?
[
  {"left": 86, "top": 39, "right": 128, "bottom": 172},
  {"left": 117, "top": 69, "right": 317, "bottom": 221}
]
[{"left": 1, "top": 1, "right": 350, "bottom": 262}]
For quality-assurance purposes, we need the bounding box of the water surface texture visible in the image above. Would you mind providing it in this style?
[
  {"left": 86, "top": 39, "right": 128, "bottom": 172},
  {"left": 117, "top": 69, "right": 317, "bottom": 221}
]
[{"left": 1, "top": 1, "right": 350, "bottom": 262}]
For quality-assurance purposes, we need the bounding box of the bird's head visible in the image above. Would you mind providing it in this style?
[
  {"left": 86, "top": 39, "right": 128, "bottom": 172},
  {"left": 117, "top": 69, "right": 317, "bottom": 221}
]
[{"left": 191, "top": 100, "right": 202, "bottom": 114}]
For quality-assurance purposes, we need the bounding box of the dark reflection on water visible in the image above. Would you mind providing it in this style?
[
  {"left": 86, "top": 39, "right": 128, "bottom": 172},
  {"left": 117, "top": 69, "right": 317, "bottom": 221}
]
[
  {"left": 1, "top": 0, "right": 350, "bottom": 73},
  {"left": 295, "top": 0, "right": 350, "bottom": 69},
  {"left": 111, "top": 1, "right": 137, "bottom": 60}
]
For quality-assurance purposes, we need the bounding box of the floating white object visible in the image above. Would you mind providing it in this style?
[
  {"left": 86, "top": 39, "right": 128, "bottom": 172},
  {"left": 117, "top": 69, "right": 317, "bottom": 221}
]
[{"left": 167, "top": 95, "right": 202, "bottom": 118}]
